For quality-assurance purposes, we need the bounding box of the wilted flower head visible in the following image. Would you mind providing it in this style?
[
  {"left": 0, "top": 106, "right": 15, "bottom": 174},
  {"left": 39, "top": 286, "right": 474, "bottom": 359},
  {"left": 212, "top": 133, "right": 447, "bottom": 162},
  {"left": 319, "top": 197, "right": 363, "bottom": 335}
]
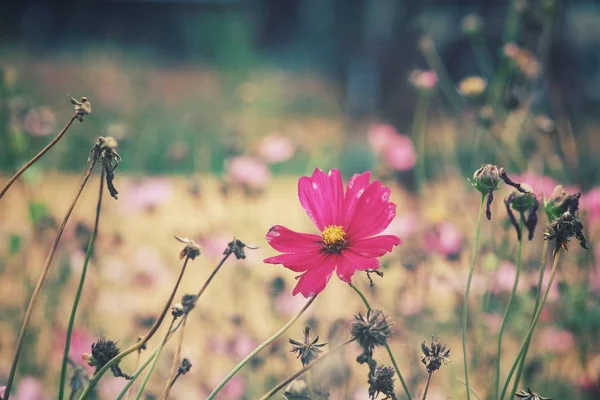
[
  {"left": 68, "top": 95, "right": 91, "bottom": 122},
  {"left": 544, "top": 212, "right": 588, "bottom": 251},
  {"left": 181, "top": 293, "right": 198, "bottom": 314},
  {"left": 544, "top": 185, "right": 581, "bottom": 222},
  {"left": 420, "top": 337, "right": 451, "bottom": 373},
  {"left": 225, "top": 238, "right": 257, "bottom": 260},
  {"left": 515, "top": 387, "right": 553, "bottom": 400},
  {"left": 264, "top": 169, "right": 402, "bottom": 297},
  {"left": 471, "top": 164, "right": 527, "bottom": 220},
  {"left": 368, "top": 365, "right": 397, "bottom": 400},
  {"left": 289, "top": 325, "right": 327, "bottom": 366},
  {"left": 83, "top": 337, "right": 131, "bottom": 379},
  {"left": 89, "top": 136, "right": 121, "bottom": 199},
  {"left": 409, "top": 70, "right": 438, "bottom": 91},
  {"left": 458, "top": 76, "right": 487, "bottom": 97},
  {"left": 351, "top": 310, "right": 392, "bottom": 357},
  {"left": 284, "top": 380, "right": 310, "bottom": 400},
  {"left": 505, "top": 188, "right": 539, "bottom": 241},
  {"left": 178, "top": 358, "right": 192, "bottom": 374},
  {"left": 175, "top": 236, "right": 201, "bottom": 260}
]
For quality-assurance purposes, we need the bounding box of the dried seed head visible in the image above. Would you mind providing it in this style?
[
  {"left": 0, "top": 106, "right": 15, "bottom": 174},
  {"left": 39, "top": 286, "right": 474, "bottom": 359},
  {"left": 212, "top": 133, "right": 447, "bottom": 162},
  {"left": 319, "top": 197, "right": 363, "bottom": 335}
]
[
  {"left": 351, "top": 310, "right": 392, "bottom": 356},
  {"left": 544, "top": 212, "right": 588, "bottom": 251},
  {"left": 171, "top": 303, "right": 184, "bottom": 318},
  {"left": 224, "top": 238, "right": 258, "bottom": 260},
  {"left": 89, "top": 136, "right": 122, "bottom": 200},
  {"left": 420, "top": 337, "right": 451, "bottom": 373},
  {"left": 289, "top": 325, "right": 327, "bottom": 367},
  {"left": 68, "top": 94, "right": 92, "bottom": 121},
  {"left": 174, "top": 236, "right": 201, "bottom": 260},
  {"left": 283, "top": 379, "right": 311, "bottom": 400},
  {"left": 505, "top": 188, "right": 539, "bottom": 241},
  {"left": 515, "top": 386, "right": 553, "bottom": 400},
  {"left": 368, "top": 365, "right": 397, "bottom": 400},
  {"left": 85, "top": 336, "right": 132, "bottom": 380},
  {"left": 181, "top": 293, "right": 198, "bottom": 314},
  {"left": 178, "top": 358, "right": 192, "bottom": 375},
  {"left": 544, "top": 185, "right": 581, "bottom": 222}
]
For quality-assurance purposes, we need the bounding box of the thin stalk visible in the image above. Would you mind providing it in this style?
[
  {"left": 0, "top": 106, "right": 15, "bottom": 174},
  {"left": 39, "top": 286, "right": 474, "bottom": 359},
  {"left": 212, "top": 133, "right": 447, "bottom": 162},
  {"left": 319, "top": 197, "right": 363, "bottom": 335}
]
[
  {"left": 58, "top": 170, "right": 105, "bottom": 400},
  {"left": 206, "top": 296, "right": 318, "bottom": 400},
  {"left": 135, "top": 318, "right": 177, "bottom": 400},
  {"left": 124, "top": 350, "right": 143, "bottom": 400},
  {"left": 462, "top": 194, "right": 486, "bottom": 400},
  {"left": 494, "top": 217, "right": 524, "bottom": 400},
  {"left": 349, "top": 283, "right": 412, "bottom": 400},
  {"left": 499, "top": 248, "right": 561, "bottom": 400},
  {"left": 510, "top": 240, "right": 549, "bottom": 395},
  {"left": 260, "top": 338, "right": 355, "bottom": 400},
  {"left": 159, "top": 315, "right": 187, "bottom": 400},
  {"left": 413, "top": 92, "right": 431, "bottom": 194},
  {"left": 78, "top": 256, "right": 191, "bottom": 400},
  {"left": 3, "top": 159, "right": 97, "bottom": 400},
  {"left": 196, "top": 253, "right": 231, "bottom": 298},
  {"left": 421, "top": 371, "right": 433, "bottom": 400},
  {"left": 0, "top": 115, "right": 77, "bottom": 200}
]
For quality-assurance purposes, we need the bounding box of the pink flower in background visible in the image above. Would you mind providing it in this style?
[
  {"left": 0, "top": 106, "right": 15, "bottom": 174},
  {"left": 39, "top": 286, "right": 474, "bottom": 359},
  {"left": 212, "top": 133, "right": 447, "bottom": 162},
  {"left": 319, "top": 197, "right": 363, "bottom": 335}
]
[
  {"left": 98, "top": 378, "right": 128, "bottom": 399},
  {"left": 257, "top": 135, "right": 296, "bottom": 163},
  {"left": 368, "top": 124, "right": 417, "bottom": 171},
  {"left": 229, "top": 334, "right": 258, "bottom": 359},
  {"left": 537, "top": 327, "right": 575, "bottom": 353},
  {"left": 13, "top": 376, "right": 48, "bottom": 400},
  {"left": 53, "top": 328, "right": 96, "bottom": 372},
  {"left": 198, "top": 233, "right": 234, "bottom": 259},
  {"left": 264, "top": 168, "right": 401, "bottom": 297},
  {"left": 483, "top": 313, "right": 503, "bottom": 334},
  {"left": 23, "top": 106, "right": 56, "bottom": 136},
  {"left": 590, "top": 247, "right": 600, "bottom": 292},
  {"left": 1, "top": 386, "right": 5, "bottom": 398},
  {"left": 383, "top": 213, "right": 419, "bottom": 237},
  {"left": 274, "top": 291, "right": 308, "bottom": 317},
  {"left": 581, "top": 187, "right": 600, "bottom": 225},
  {"left": 491, "top": 261, "right": 525, "bottom": 294},
  {"left": 398, "top": 295, "right": 424, "bottom": 316},
  {"left": 131, "top": 246, "right": 173, "bottom": 288},
  {"left": 122, "top": 178, "right": 174, "bottom": 212},
  {"left": 213, "top": 375, "right": 246, "bottom": 399},
  {"left": 409, "top": 69, "right": 438, "bottom": 90},
  {"left": 512, "top": 171, "right": 557, "bottom": 199},
  {"left": 226, "top": 156, "right": 271, "bottom": 190},
  {"left": 425, "top": 222, "right": 462, "bottom": 257}
]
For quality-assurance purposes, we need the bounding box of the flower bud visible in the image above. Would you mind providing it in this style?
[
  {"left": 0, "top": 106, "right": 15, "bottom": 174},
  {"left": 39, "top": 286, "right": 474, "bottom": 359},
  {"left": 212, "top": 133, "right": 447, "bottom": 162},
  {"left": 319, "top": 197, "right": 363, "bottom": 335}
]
[
  {"left": 171, "top": 303, "right": 184, "bottom": 318},
  {"left": 544, "top": 185, "right": 581, "bottom": 222}
]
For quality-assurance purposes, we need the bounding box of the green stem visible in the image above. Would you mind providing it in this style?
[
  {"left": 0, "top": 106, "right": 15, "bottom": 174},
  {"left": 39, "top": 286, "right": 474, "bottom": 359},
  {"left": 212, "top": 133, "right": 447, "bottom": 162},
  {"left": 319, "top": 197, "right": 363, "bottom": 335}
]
[
  {"left": 499, "top": 248, "right": 561, "bottom": 400},
  {"left": 135, "top": 318, "right": 176, "bottom": 400},
  {"left": 494, "top": 217, "right": 524, "bottom": 400},
  {"left": 462, "top": 194, "right": 486, "bottom": 400},
  {"left": 259, "top": 338, "right": 355, "bottom": 400},
  {"left": 349, "top": 283, "right": 412, "bottom": 400},
  {"left": 206, "top": 296, "right": 317, "bottom": 400},
  {"left": 58, "top": 170, "right": 105, "bottom": 400},
  {"left": 510, "top": 240, "right": 549, "bottom": 395},
  {"left": 413, "top": 92, "right": 431, "bottom": 194}
]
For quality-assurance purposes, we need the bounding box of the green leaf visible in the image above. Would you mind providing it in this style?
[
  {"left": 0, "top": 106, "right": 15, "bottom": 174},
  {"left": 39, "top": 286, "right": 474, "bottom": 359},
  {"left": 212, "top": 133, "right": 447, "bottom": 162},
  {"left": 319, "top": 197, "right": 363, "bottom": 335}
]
[{"left": 8, "top": 233, "right": 22, "bottom": 255}]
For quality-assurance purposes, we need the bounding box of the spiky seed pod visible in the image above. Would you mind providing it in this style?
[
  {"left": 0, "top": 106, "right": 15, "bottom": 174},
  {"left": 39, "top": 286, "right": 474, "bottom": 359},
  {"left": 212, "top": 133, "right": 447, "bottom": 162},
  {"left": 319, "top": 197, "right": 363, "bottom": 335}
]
[
  {"left": 515, "top": 387, "right": 553, "bottom": 400},
  {"left": 289, "top": 326, "right": 327, "bottom": 367},
  {"left": 351, "top": 310, "right": 392, "bottom": 355},
  {"left": 420, "top": 337, "right": 451, "bottom": 373}
]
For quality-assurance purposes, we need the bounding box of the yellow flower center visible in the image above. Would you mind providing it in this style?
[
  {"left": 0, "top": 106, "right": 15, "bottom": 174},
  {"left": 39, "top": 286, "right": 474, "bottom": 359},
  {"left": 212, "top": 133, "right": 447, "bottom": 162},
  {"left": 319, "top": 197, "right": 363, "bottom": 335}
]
[{"left": 321, "top": 225, "right": 347, "bottom": 253}]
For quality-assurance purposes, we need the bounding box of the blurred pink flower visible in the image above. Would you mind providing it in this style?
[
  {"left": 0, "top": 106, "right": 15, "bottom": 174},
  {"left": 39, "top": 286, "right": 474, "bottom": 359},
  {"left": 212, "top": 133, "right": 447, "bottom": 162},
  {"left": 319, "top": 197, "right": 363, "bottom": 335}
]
[
  {"left": 198, "top": 233, "right": 233, "bottom": 259},
  {"left": 537, "top": 326, "right": 574, "bottom": 353},
  {"left": 425, "top": 222, "right": 462, "bottom": 257},
  {"left": 98, "top": 378, "right": 128, "bottom": 399},
  {"left": 398, "top": 295, "right": 424, "bottom": 316},
  {"left": 226, "top": 156, "right": 271, "bottom": 190},
  {"left": 13, "top": 376, "right": 48, "bottom": 400},
  {"left": 409, "top": 69, "right": 438, "bottom": 90},
  {"left": 275, "top": 291, "right": 308, "bottom": 317},
  {"left": 0, "top": 386, "right": 5, "bottom": 398},
  {"left": 491, "top": 261, "right": 526, "bottom": 294},
  {"left": 23, "top": 106, "right": 56, "bottom": 136},
  {"left": 590, "top": 247, "right": 600, "bottom": 292},
  {"left": 512, "top": 171, "right": 557, "bottom": 199},
  {"left": 451, "top": 271, "right": 486, "bottom": 295},
  {"left": 212, "top": 375, "right": 246, "bottom": 399},
  {"left": 121, "top": 178, "right": 174, "bottom": 212},
  {"left": 131, "top": 246, "right": 173, "bottom": 288},
  {"left": 581, "top": 187, "right": 600, "bottom": 225},
  {"left": 53, "top": 328, "right": 96, "bottom": 372},
  {"left": 257, "top": 135, "right": 296, "bottom": 163},
  {"left": 483, "top": 313, "right": 503, "bottom": 334},
  {"left": 353, "top": 387, "right": 370, "bottom": 399},
  {"left": 368, "top": 124, "right": 417, "bottom": 171},
  {"left": 229, "top": 334, "right": 258, "bottom": 359},
  {"left": 383, "top": 213, "right": 420, "bottom": 237},
  {"left": 208, "top": 336, "right": 229, "bottom": 354}
]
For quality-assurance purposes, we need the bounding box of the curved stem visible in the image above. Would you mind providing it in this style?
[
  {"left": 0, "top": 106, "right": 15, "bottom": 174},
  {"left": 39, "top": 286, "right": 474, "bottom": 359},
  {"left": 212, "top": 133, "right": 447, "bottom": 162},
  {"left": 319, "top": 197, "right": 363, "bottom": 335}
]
[
  {"left": 260, "top": 338, "right": 355, "bottom": 400},
  {"left": 499, "top": 248, "right": 561, "bottom": 400},
  {"left": 58, "top": 170, "right": 105, "bottom": 400},
  {"left": 206, "top": 296, "right": 317, "bottom": 400},
  {"left": 135, "top": 318, "right": 177, "bottom": 400},
  {"left": 3, "top": 159, "right": 97, "bottom": 400},
  {"left": 461, "top": 194, "right": 485, "bottom": 400},
  {"left": 196, "top": 253, "right": 231, "bottom": 298},
  {"left": 78, "top": 256, "right": 191, "bottom": 399},
  {"left": 349, "top": 282, "right": 413, "bottom": 400},
  {"left": 124, "top": 350, "right": 142, "bottom": 400},
  {"left": 511, "top": 240, "right": 549, "bottom": 395},
  {"left": 0, "top": 116, "right": 77, "bottom": 200},
  {"left": 421, "top": 371, "right": 433, "bottom": 400},
  {"left": 493, "top": 217, "right": 524, "bottom": 400},
  {"left": 160, "top": 315, "right": 187, "bottom": 400}
]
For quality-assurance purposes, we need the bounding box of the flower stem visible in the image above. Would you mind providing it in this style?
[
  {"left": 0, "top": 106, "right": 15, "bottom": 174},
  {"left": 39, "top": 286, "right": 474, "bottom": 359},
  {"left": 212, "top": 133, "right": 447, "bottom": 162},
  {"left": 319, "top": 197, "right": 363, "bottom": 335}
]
[
  {"left": 413, "top": 91, "right": 431, "bottom": 194},
  {"left": 159, "top": 315, "right": 187, "bottom": 400},
  {"left": 462, "top": 194, "right": 486, "bottom": 400},
  {"left": 3, "top": 159, "right": 97, "bottom": 400},
  {"left": 349, "top": 282, "right": 413, "bottom": 400},
  {"left": 78, "top": 256, "right": 191, "bottom": 400},
  {"left": 493, "top": 217, "right": 524, "bottom": 400},
  {"left": 135, "top": 317, "right": 177, "bottom": 400},
  {"left": 206, "top": 296, "right": 317, "bottom": 400},
  {"left": 58, "top": 170, "right": 105, "bottom": 400},
  {"left": 0, "top": 115, "right": 77, "bottom": 200},
  {"left": 499, "top": 247, "right": 561, "bottom": 400},
  {"left": 196, "top": 253, "right": 231, "bottom": 298},
  {"left": 259, "top": 338, "right": 355, "bottom": 400},
  {"left": 124, "top": 350, "right": 143, "bottom": 400},
  {"left": 421, "top": 371, "right": 433, "bottom": 400}
]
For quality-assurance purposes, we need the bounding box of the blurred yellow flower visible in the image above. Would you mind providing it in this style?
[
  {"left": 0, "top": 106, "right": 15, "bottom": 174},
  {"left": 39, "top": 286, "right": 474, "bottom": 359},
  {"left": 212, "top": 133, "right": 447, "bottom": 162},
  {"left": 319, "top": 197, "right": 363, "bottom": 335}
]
[{"left": 458, "top": 76, "right": 487, "bottom": 97}]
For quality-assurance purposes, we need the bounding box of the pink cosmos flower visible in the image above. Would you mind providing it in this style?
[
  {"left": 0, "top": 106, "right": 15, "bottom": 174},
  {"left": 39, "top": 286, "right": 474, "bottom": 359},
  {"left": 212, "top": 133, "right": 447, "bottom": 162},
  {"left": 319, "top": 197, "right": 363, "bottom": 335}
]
[
  {"left": 424, "top": 221, "right": 462, "bottom": 257},
  {"left": 491, "top": 261, "right": 526, "bottom": 294},
  {"left": 53, "top": 328, "right": 96, "bottom": 373},
  {"left": 121, "top": 178, "right": 174, "bottom": 212},
  {"left": 264, "top": 168, "right": 402, "bottom": 297},
  {"left": 409, "top": 69, "right": 438, "bottom": 90},
  {"left": 367, "top": 124, "right": 417, "bottom": 171},
  {"left": 23, "top": 107, "right": 56, "bottom": 136},
  {"left": 257, "top": 135, "right": 296, "bottom": 164},
  {"left": 537, "top": 326, "right": 575, "bottom": 353},
  {"left": 226, "top": 156, "right": 271, "bottom": 190},
  {"left": 581, "top": 187, "right": 600, "bottom": 226}
]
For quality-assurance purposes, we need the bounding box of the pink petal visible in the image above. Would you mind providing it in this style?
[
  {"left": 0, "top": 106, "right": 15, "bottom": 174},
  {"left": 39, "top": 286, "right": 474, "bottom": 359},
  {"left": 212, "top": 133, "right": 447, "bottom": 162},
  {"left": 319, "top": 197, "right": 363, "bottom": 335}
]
[
  {"left": 298, "top": 168, "right": 344, "bottom": 230},
  {"left": 264, "top": 251, "right": 324, "bottom": 272},
  {"left": 265, "top": 225, "right": 321, "bottom": 253},
  {"left": 340, "top": 171, "right": 372, "bottom": 228},
  {"left": 349, "top": 235, "right": 402, "bottom": 257},
  {"left": 336, "top": 251, "right": 380, "bottom": 282},
  {"left": 346, "top": 181, "right": 397, "bottom": 238},
  {"left": 292, "top": 255, "right": 337, "bottom": 297}
]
